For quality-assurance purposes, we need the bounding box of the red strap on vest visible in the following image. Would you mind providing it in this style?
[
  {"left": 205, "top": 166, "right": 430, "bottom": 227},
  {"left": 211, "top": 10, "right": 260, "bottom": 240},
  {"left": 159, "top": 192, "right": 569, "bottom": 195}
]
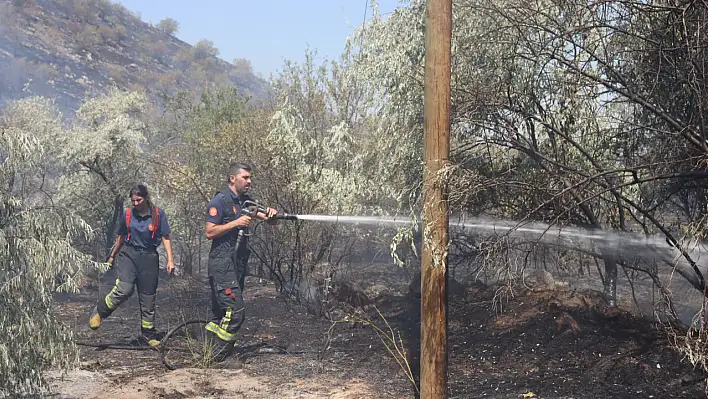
[
  {"left": 125, "top": 208, "right": 132, "bottom": 241},
  {"left": 152, "top": 207, "right": 159, "bottom": 239}
]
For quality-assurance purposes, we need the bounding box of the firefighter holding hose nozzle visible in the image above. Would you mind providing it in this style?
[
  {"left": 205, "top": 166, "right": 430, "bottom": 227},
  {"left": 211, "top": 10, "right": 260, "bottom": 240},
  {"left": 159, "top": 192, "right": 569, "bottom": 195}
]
[{"left": 204, "top": 162, "right": 282, "bottom": 366}]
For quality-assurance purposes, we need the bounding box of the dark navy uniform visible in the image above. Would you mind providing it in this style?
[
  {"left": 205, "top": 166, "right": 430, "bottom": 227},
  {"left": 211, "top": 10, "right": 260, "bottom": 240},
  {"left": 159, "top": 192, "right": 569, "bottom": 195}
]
[
  {"left": 96, "top": 207, "right": 170, "bottom": 334},
  {"left": 204, "top": 187, "right": 251, "bottom": 343}
]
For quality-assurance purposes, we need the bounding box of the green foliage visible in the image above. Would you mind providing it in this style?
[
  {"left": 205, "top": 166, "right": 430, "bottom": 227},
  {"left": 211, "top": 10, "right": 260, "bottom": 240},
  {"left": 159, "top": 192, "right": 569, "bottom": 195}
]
[
  {"left": 347, "top": 0, "right": 675, "bottom": 224},
  {"left": 0, "top": 97, "right": 99, "bottom": 396},
  {"left": 54, "top": 88, "right": 152, "bottom": 256},
  {"left": 60, "top": 88, "right": 148, "bottom": 167},
  {"left": 156, "top": 17, "right": 179, "bottom": 36},
  {"left": 193, "top": 39, "right": 219, "bottom": 61},
  {"left": 268, "top": 50, "right": 407, "bottom": 216},
  {"left": 232, "top": 58, "right": 253, "bottom": 75},
  {"left": 73, "top": 24, "right": 103, "bottom": 54},
  {"left": 154, "top": 87, "right": 252, "bottom": 274},
  {"left": 342, "top": 0, "right": 708, "bottom": 318}
]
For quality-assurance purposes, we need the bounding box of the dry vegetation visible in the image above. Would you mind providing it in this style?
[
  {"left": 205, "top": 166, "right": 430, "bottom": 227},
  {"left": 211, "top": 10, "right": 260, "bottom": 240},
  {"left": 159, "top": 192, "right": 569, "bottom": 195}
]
[
  {"left": 3, "top": 0, "right": 708, "bottom": 397},
  {"left": 0, "top": 0, "right": 267, "bottom": 114}
]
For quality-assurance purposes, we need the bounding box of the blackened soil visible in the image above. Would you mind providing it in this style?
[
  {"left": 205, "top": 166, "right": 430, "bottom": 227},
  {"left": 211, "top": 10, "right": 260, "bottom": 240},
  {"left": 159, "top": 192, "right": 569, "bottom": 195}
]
[{"left": 55, "top": 268, "right": 708, "bottom": 398}]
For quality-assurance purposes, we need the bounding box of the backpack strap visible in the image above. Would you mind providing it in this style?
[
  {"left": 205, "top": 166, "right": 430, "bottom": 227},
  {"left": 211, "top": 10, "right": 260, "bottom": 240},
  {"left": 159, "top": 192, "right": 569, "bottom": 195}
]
[
  {"left": 152, "top": 207, "right": 159, "bottom": 239},
  {"left": 125, "top": 208, "right": 132, "bottom": 241}
]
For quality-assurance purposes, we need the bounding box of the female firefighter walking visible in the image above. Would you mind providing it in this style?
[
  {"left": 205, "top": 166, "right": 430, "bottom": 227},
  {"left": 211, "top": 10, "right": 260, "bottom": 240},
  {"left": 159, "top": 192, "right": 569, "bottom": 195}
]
[{"left": 89, "top": 184, "right": 175, "bottom": 347}]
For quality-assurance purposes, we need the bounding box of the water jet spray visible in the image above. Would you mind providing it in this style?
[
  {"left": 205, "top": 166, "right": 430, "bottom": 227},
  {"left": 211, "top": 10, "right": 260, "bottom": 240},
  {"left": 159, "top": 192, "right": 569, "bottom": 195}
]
[
  {"left": 241, "top": 198, "right": 686, "bottom": 267},
  {"left": 268, "top": 211, "right": 685, "bottom": 263}
]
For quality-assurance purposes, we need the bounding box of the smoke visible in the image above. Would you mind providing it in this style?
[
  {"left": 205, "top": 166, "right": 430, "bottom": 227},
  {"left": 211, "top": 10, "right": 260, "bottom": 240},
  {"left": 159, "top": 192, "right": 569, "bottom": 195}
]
[
  {"left": 0, "top": 3, "right": 11, "bottom": 36},
  {"left": 0, "top": 7, "right": 63, "bottom": 114},
  {"left": 0, "top": 4, "right": 28, "bottom": 107},
  {"left": 0, "top": 57, "right": 31, "bottom": 92},
  {"left": 0, "top": 2, "right": 22, "bottom": 41}
]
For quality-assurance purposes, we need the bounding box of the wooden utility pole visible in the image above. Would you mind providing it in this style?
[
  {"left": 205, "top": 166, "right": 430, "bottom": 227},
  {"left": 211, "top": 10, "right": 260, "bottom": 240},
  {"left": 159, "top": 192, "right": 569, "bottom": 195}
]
[{"left": 421, "top": 0, "right": 452, "bottom": 398}]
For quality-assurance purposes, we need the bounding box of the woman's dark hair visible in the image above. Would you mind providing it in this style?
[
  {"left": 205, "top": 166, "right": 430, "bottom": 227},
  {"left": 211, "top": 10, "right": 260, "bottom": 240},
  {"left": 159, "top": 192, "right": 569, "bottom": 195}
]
[{"left": 129, "top": 184, "right": 158, "bottom": 229}]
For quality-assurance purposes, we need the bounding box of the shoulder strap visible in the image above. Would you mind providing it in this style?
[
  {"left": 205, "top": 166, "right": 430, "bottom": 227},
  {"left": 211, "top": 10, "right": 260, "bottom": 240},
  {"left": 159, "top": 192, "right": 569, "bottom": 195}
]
[
  {"left": 152, "top": 207, "right": 159, "bottom": 238},
  {"left": 125, "top": 208, "right": 132, "bottom": 241}
]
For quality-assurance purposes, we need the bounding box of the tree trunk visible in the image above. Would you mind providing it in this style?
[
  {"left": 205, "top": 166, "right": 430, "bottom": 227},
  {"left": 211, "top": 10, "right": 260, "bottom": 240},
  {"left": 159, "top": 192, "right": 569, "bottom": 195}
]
[
  {"left": 105, "top": 195, "right": 123, "bottom": 258},
  {"left": 603, "top": 255, "right": 618, "bottom": 307},
  {"left": 564, "top": 179, "right": 619, "bottom": 307}
]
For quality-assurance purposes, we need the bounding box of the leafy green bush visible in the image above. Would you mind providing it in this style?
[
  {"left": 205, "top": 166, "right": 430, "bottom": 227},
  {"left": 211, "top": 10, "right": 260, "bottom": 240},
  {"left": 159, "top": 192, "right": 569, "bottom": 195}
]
[
  {"left": 156, "top": 17, "right": 179, "bottom": 36},
  {"left": 0, "top": 97, "right": 100, "bottom": 396}
]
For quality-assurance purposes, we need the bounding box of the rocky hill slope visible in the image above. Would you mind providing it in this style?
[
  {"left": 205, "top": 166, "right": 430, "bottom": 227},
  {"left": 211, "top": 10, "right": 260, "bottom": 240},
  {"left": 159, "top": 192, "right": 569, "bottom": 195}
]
[{"left": 0, "top": 0, "right": 268, "bottom": 115}]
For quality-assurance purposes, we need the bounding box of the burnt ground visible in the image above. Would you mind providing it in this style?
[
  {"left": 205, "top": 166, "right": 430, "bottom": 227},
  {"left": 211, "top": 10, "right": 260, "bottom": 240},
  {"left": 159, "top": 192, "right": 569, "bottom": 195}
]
[{"left": 49, "top": 263, "right": 708, "bottom": 399}]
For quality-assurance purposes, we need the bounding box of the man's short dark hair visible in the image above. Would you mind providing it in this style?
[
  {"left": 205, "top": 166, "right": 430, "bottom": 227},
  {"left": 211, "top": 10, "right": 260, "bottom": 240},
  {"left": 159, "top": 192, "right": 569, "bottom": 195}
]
[{"left": 227, "top": 162, "right": 252, "bottom": 182}]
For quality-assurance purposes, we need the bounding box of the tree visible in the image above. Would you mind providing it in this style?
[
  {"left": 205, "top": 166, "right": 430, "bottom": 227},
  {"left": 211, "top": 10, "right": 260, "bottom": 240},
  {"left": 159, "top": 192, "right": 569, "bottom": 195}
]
[
  {"left": 193, "top": 39, "right": 219, "bottom": 60},
  {"left": 154, "top": 87, "right": 252, "bottom": 275},
  {"left": 232, "top": 58, "right": 253, "bottom": 75},
  {"left": 156, "top": 17, "right": 179, "bottom": 36},
  {"left": 53, "top": 88, "right": 151, "bottom": 258},
  {"left": 0, "top": 97, "right": 99, "bottom": 396},
  {"left": 465, "top": 0, "right": 708, "bottom": 304},
  {"left": 249, "top": 49, "right": 417, "bottom": 306},
  {"left": 347, "top": 0, "right": 708, "bottom": 313}
]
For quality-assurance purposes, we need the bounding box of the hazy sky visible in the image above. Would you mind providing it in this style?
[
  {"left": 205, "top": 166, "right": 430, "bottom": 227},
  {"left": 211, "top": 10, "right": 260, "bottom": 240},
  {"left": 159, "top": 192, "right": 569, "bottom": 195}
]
[{"left": 115, "top": 0, "right": 403, "bottom": 78}]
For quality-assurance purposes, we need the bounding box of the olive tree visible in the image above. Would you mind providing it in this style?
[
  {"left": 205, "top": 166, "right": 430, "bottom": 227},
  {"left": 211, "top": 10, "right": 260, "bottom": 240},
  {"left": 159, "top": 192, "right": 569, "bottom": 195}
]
[
  {"left": 346, "top": 0, "right": 708, "bottom": 311},
  {"left": 0, "top": 97, "right": 99, "bottom": 396},
  {"left": 53, "top": 88, "right": 151, "bottom": 259},
  {"left": 156, "top": 17, "right": 179, "bottom": 36},
  {"left": 252, "top": 46, "right": 420, "bottom": 309},
  {"left": 154, "top": 88, "right": 253, "bottom": 275}
]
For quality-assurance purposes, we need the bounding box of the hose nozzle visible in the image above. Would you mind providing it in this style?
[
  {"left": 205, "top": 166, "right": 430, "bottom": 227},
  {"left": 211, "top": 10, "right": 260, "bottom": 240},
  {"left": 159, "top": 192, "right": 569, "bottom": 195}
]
[
  {"left": 273, "top": 213, "right": 298, "bottom": 221},
  {"left": 241, "top": 200, "right": 297, "bottom": 221}
]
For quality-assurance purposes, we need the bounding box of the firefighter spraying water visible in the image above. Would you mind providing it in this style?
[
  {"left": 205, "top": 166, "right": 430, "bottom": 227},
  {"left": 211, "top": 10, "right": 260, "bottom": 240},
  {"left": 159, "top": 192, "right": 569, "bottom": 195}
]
[{"left": 80, "top": 165, "right": 694, "bottom": 370}]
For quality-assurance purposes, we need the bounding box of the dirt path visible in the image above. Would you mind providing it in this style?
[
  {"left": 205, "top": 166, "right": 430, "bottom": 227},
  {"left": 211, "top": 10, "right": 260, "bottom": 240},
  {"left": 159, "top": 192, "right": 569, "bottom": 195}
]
[
  {"left": 49, "top": 270, "right": 412, "bottom": 398},
  {"left": 47, "top": 367, "right": 386, "bottom": 398},
  {"left": 49, "top": 264, "right": 708, "bottom": 398}
]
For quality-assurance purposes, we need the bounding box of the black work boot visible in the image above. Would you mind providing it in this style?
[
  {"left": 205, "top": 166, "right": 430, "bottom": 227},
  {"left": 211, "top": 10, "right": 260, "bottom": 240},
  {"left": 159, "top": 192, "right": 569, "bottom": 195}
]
[
  {"left": 214, "top": 355, "right": 244, "bottom": 369},
  {"left": 212, "top": 345, "right": 243, "bottom": 369},
  {"left": 207, "top": 333, "right": 239, "bottom": 367}
]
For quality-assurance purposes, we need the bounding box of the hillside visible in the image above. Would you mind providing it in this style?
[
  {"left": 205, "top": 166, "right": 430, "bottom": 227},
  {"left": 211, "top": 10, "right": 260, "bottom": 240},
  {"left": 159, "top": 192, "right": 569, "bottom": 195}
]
[{"left": 0, "top": 0, "right": 268, "bottom": 115}]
